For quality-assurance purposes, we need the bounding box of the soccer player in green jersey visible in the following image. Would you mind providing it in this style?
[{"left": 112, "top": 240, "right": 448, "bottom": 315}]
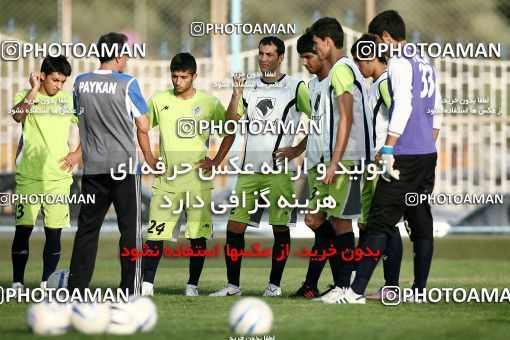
[
  {"left": 284, "top": 31, "right": 343, "bottom": 298},
  {"left": 10, "top": 56, "right": 81, "bottom": 291},
  {"left": 308, "top": 18, "right": 374, "bottom": 303},
  {"left": 138, "top": 53, "right": 235, "bottom": 296},
  {"left": 210, "top": 36, "right": 311, "bottom": 297}
]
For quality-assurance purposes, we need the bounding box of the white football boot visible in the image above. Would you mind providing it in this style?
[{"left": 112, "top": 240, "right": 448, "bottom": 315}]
[
  {"left": 185, "top": 284, "right": 199, "bottom": 296},
  {"left": 312, "top": 286, "right": 345, "bottom": 303},
  {"left": 328, "top": 287, "right": 366, "bottom": 304},
  {"left": 11, "top": 282, "right": 25, "bottom": 298},
  {"left": 141, "top": 281, "right": 154, "bottom": 296},
  {"left": 209, "top": 283, "right": 241, "bottom": 296},
  {"left": 40, "top": 281, "right": 48, "bottom": 297},
  {"left": 407, "top": 291, "right": 425, "bottom": 303},
  {"left": 262, "top": 283, "right": 282, "bottom": 297}
]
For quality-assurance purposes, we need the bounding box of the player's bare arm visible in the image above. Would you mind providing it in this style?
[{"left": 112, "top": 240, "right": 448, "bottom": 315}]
[
  {"left": 196, "top": 133, "right": 236, "bottom": 173},
  {"left": 383, "top": 133, "right": 399, "bottom": 147},
  {"left": 135, "top": 115, "right": 158, "bottom": 170},
  {"left": 59, "top": 144, "right": 82, "bottom": 172},
  {"left": 12, "top": 72, "right": 41, "bottom": 123},
  {"left": 226, "top": 73, "right": 245, "bottom": 122},
  {"left": 275, "top": 81, "right": 311, "bottom": 161},
  {"left": 433, "top": 129, "right": 440, "bottom": 142},
  {"left": 323, "top": 92, "right": 353, "bottom": 185},
  {"left": 274, "top": 135, "right": 308, "bottom": 162},
  {"left": 432, "top": 81, "right": 443, "bottom": 142}
]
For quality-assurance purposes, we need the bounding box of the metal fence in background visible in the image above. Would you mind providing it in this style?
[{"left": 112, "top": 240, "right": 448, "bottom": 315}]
[
  {"left": 1, "top": 25, "right": 509, "bottom": 198},
  {"left": 1, "top": 0, "right": 508, "bottom": 59}
]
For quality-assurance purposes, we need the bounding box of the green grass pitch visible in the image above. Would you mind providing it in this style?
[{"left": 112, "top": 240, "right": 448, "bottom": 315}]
[{"left": 1, "top": 234, "right": 510, "bottom": 339}]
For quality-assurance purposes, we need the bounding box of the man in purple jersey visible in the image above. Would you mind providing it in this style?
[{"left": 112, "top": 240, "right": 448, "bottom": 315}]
[{"left": 328, "top": 10, "right": 443, "bottom": 304}]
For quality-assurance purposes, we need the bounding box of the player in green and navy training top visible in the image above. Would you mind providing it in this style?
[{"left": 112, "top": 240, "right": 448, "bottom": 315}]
[
  {"left": 351, "top": 34, "right": 392, "bottom": 152},
  {"left": 351, "top": 33, "right": 403, "bottom": 300},
  {"left": 138, "top": 53, "right": 235, "bottom": 296},
  {"left": 10, "top": 56, "right": 81, "bottom": 291},
  {"left": 278, "top": 31, "right": 342, "bottom": 298},
  {"left": 307, "top": 17, "right": 374, "bottom": 301},
  {"left": 351, "top": 33, "right": 393, "bottom": 226},
  {"left": 210, "top": 36, "right": 311, "bottom": 298}
]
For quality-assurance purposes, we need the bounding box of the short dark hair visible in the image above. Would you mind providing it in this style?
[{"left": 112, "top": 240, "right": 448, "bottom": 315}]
[
  {"left": 97, "top": 32, "right": 128, "bottom": 63},
  {"left": 297, "top": 31, "right": 315, "bottom": 54},
  {"left": 350, "top": 33, "right": 386, "bottom": 64},
  {"left": 368, "top": 10, "right": 406, "bottom": 41},
  {"left": 40, "top": 55, "right": 71, "bottom": 76},
  {"left": 170, "top": 52, "right": 197, "bottom": 74},
  {"left": 309, "top": 17, "right": 344, "bottom": 48},
  {"left": 259, "top": 36, "right": 285, "bottom": 56}
]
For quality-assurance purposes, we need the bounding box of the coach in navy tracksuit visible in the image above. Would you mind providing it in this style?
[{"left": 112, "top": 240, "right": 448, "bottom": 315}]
[{"left": 68, "top": 32, "right": 149, "bottom": 295}]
